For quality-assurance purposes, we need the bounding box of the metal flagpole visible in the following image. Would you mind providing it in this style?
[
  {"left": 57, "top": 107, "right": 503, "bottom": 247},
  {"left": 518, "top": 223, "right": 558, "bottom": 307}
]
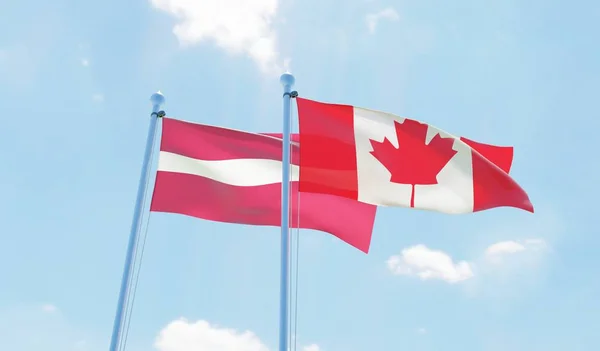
[
  {"left": 278, "top": 72, "right": 296, "bottom": 351},
  {"left": 108, "top": 91, "right": 165, "bottom": 351}
]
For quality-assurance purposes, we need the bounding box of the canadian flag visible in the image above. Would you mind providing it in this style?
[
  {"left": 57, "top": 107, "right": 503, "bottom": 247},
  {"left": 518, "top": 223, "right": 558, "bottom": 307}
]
[
  {"left": 150, "top": 117, "right": 377, "bottom": 252},
  {"left": 296, "top": 98, "right": 533, "bottom": 214}
]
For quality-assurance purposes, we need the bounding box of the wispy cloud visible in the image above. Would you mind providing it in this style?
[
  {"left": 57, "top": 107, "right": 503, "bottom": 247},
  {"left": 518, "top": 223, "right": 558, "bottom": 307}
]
[
  {"left": 366, "top": 8, "right": 399, "bottom": 34},
  {"left": 485, "top": 240, "right": 525, "bottom": 255},
  {"left": 41, "top": 304, "right": 58, "bottom": 313},
  {"left": 92, "top": 93, "right": 104, "bottom": 102},
  {"left": 387, "top": 244, "right": 474, "bottom": 283},
  {"left": 150, "top": 0, "right": 285, "bottom": 75},
  {"left": 459, "top": 236, "right": 552, "bottom": 299},
  {"left": 80, "top": 58, "right": 89, "bottom": 67},
  {"left": 485, "top": 238, "right": 547, "bottom": 262},
  {"left": 462, "top": 209, "right": 561, "bottom": 298}
]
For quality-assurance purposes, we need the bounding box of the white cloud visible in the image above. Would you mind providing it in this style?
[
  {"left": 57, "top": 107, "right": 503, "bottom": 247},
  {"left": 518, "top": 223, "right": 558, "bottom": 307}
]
[
  {"left": 416, "top": 328, "right": 427, "bottom": 335},
  {"left": 485, "top": 241, "right": 525, "bottom": 256},
  {"left": 387, "top": 245, "right": 474, "bottom": 283},
  {"left": 154, "top": 318, "right": 320, "bottom": 351},
  {"left": 485, "top": 238, "right": 548, "bottom": 263},
  {"left": 150, "top": 0, "right": 283, "bottom": 74},
  {"left": 154, "top": 319, "right": 268, "bottom": 351},
  {"left": 92, "top": 93, "right": 104, "bottom": 102},
  {"left": 366, "top": 8, "right": 399, "bottom": 34},
  {"left": 81, "top": 58, "right": 89, "bottom": 67},
  {"left": 523, "top": 238, "right": 548, "bottom": 249},
  {"left": 42, "top": 304, "right": 58, "bottom": 313},
  {"left": 388, "top": 239, "right": 549, "bottom": 285}
]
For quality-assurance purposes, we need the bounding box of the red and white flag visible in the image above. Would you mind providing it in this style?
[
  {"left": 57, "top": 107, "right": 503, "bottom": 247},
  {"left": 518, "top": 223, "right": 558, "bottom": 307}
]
[
  {"left": 150, "top": 117, "right": 377, "bottom": 252},
  {"left": 296, "top": 98, "right": 533, "bottom": 214}
]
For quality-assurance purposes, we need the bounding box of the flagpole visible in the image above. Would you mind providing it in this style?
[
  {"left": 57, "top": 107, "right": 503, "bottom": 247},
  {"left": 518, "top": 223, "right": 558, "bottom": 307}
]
[
  {"left": 108, "top": 91, "right": 165, "bottom": 351},
  {"left": 279, "top": 72, "right": 295, "bottom": 351}
]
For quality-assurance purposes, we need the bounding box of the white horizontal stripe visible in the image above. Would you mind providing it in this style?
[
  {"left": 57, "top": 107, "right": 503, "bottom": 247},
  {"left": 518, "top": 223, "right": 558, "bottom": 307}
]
[{"left": 157, "top": 151, "right": 299, "bottom": 186}]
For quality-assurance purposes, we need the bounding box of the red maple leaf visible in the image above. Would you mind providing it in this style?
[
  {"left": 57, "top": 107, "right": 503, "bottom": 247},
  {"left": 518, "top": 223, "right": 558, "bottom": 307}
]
[{"left": 369, "top": 119, "right": 458, "bottom": 207}]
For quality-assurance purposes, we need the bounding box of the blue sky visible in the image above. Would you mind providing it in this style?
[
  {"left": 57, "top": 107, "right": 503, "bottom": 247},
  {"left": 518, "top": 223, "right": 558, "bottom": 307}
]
[{"left": 1, "top": 0, "right": 599, "bottom": 350}]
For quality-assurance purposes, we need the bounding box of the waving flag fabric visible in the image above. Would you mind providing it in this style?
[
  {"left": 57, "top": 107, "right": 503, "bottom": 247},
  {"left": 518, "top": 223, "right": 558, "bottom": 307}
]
[
  {"left": 150, "top": 117, "right": 377, "bottom": 253},
  {"left": 296, "top": 98, "right": 533, "bottom": 214}
]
